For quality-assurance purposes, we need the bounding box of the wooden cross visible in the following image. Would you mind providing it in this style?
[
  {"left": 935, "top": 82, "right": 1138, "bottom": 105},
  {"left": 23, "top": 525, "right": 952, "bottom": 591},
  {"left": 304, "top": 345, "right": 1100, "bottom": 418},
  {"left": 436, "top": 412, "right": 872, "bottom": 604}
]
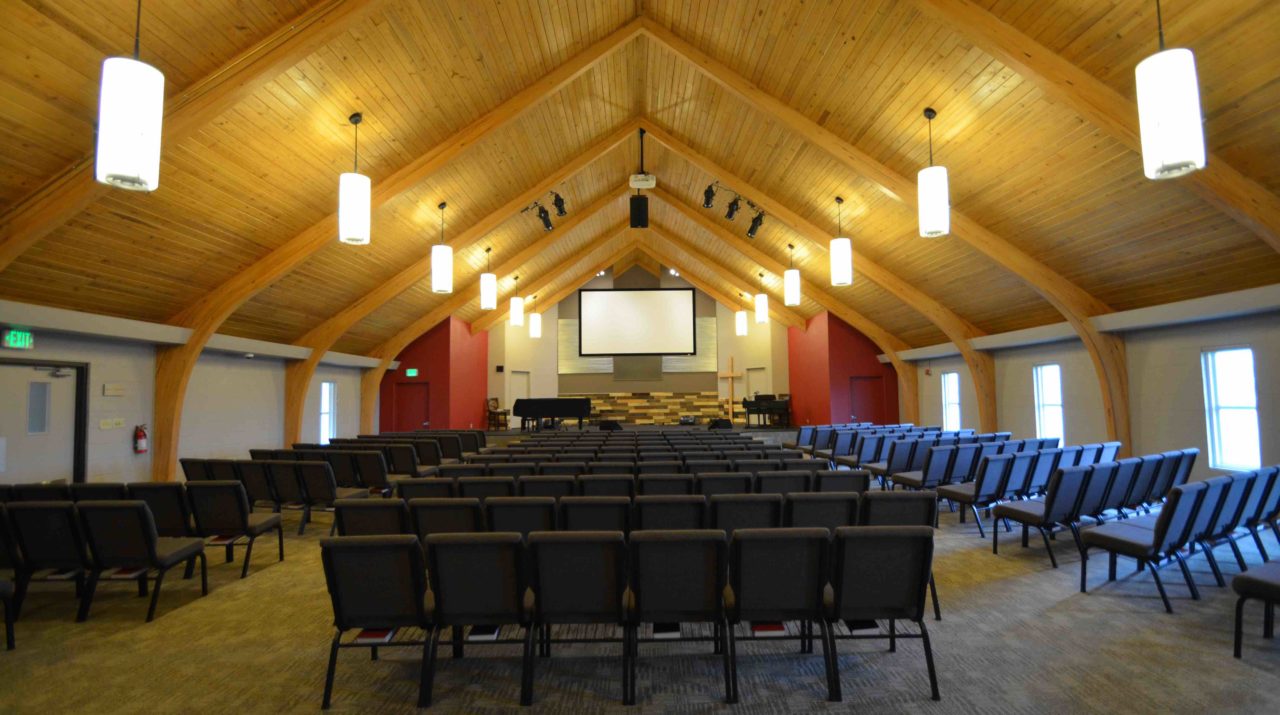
[{"left": 717, "top": 356, "right": 744, "bottom": 421}]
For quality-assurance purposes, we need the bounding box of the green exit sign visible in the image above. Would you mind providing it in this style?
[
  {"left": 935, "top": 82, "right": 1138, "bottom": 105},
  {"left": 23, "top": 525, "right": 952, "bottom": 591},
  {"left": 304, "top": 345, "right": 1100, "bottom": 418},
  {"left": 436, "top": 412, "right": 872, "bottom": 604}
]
[
  {"left": 404, "top": 368, "right": 419, "bottom": 377},
  {"left": 2, "top": 328, "right": 34, "bottom": 350}
]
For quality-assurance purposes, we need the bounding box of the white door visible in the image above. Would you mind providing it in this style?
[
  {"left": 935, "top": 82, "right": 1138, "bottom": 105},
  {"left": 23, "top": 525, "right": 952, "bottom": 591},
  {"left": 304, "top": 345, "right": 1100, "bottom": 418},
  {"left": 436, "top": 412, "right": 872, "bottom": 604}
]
[
  {"left": 745, "top": 367, "right": 768, "bottom": 398},
  {"left": 0, "top": 365, "right": 76, "bottom": 483}
]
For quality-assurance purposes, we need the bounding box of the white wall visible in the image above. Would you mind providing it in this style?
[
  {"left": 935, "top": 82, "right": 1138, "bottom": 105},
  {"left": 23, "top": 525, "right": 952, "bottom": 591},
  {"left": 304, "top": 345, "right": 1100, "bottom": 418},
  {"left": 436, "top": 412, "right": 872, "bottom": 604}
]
[
  {"left": 488, "top": 303, "right": 559, "bottom": 409},
  {"left": 915, "top": 312, "right": 1280, "bottom": 481}
]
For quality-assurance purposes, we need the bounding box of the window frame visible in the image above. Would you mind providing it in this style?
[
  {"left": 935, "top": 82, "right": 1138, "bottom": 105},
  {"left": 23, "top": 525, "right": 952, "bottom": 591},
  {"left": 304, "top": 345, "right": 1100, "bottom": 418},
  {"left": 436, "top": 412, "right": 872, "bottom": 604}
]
[
  {"left": 1032, "top": 363, "right": 1065, "bottom": 444},
  {"left": 27, "top": 381, "right": 51, "bottom": 435},
  {"left": 319, "top": 380, "right": 338, "bottom": 446},
  {"left": 940, "top": 371, "right": 961, "bottom": 432},
  {"left": 1200, "top": 346, "right": 1261, "bottom": 471}
]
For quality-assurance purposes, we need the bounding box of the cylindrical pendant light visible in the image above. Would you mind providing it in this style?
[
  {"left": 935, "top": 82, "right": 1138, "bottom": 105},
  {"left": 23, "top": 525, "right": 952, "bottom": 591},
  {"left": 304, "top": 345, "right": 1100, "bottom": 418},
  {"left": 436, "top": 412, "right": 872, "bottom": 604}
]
[
  {"left": 917, "top": 107, "right": 950, "bottom": 238},
  {"left": 1136, "top": 1, "right": 1205, "bottom": 180},
  {"left": 95, "top": 1, "right": 164, "bottom": 192},
  {"left": 509, "top": 276, "right": 524, "bottom": 327},
  {"left": 783, "top": 243, "right": 801, "bottom": 306},
  {"left": 479, "top": 247, "right": 497, "bottom": 310},
  {"left": 528, "top": 295, "right": 542, "bottom": 339},
  {"left": 430, "top": 202, "right": 452, "bottom": 294},
  {"left": 338, "top": 113, "right": 371, "bottom": 245},
  {"left": 735, "top": 309, "right": 749, "bottom": 336},
  {"left": 754, "top": 272, "right": 768, "bottom": 324},
  {"left": 830, "top": 197, "right": 853, "bottom": 286}
]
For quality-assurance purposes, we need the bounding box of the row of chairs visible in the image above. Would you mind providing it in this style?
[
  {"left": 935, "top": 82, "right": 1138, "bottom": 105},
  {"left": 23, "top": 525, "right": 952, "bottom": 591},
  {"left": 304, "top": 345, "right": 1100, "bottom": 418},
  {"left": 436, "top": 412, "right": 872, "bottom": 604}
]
[
  {"left": 394, "top": 470, "right": 872, "bottom": 501},
  {"left": 822, "top": 431, "right": 998, "bottom": 466},
  {"left": 335, "top": 489, "right": 934, "bottom": 537},
  {"left": 475, "top": 448, "right": 805, "bottom": 462},
  {"left": 440, "top": 458, "right": 818, "bottom": 478},
  {"left": 935, "top": 448, "right": 1197, "bottom": 539},
  {"left": 785, "top": 423, "right": 922, "bottom": 452},
  {"left": 243, "top": 446, "right": 428, "bottom": 483},
  {"left": 325, "top": 438, "right": 449, "bottom": 466},
  {"left": 194, "top": 452, "right": 404, "bottom": 493},
  {"left": 1081, "top": 466, "right": 1280, "bottom": 613},
  {"left": 892, "top": 442, "right": 1120, "bottom": 495},
  {"left": 321, "top": 525, "right": 938, "bottom": 708},
  {"left": 861, "top": 436, "right": 1076, "bottom": 476}
]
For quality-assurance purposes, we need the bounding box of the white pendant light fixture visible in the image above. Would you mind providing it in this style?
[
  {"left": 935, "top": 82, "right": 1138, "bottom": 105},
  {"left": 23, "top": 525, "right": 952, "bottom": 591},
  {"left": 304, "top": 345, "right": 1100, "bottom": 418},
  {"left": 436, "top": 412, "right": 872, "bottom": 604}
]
[
  {"left": 338, "top": 112, "right": 371, "bottom": 245},
  {"left": 1136, "top": 0, "right": 1205, "bottom": 180},
  {"left": 527, "top": 295, "right": 542, "bottom": 339},
  {"left": 783, "top": 243, "right": 801, "bottom": 306},
  {"left": 734, "top": 308, "right": 749, "bottom": 336},
  {"left": 754, "top": 272, "right": 768, "bottom": 324},
  {"left": 479, "top": 247, "right": 497, "bottom": 310},
  {"left": 95, "top": 0, "right": 164, "bottom": 192},
  {"left": 509, "top": 275, "right": 525, "bottom": 327},
  {"left": 430, "top": 202, "right": 453, "bottom": 294},
  {"left": 830, "top": 196, "right": 853, "bottom": 286},
  {"left": 917, "top": 107, "right": 950, "bottom": 238}
]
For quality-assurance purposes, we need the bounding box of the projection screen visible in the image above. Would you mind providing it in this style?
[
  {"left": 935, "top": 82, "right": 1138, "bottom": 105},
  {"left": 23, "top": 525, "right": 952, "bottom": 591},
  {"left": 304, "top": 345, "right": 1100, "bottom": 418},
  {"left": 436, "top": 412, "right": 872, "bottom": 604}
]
[{"left": 578, "top": 288, "right": 696, "bottom": 356}]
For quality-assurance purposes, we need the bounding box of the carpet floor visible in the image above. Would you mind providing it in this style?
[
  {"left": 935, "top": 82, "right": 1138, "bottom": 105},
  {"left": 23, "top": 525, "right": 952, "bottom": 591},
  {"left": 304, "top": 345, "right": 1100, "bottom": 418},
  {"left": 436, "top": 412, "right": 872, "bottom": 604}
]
[{"left": 1, "top": 508, "right": 1278, "bottom": 714}]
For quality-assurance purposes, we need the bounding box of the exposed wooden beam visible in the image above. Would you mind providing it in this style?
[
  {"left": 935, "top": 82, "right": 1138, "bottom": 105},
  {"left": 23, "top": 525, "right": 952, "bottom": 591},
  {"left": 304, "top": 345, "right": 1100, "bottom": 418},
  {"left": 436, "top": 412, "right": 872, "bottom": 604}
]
[
  {"left": 640, "top": 23, "right": 1124, "bottom": 446},
  {"left": 909, "top": 0, "right": 1280, "bottom": 253},
  {"left": 149, "top": 22, "right": 642, "bottom": 481},
  {"left": 612, "top": 254, "right": 642, "bottom": 279},
  {"left": 635, "top": 241, "right": 751, "bottom": 317},
  {"left": 360, "top": 231, "right": 636, "bottom": 432},
  {"left": 643, "top": 226, "right": 805, "bottom": 328},
  {"left": 0, "top": 0, "right": 388, "bottom": 274}
]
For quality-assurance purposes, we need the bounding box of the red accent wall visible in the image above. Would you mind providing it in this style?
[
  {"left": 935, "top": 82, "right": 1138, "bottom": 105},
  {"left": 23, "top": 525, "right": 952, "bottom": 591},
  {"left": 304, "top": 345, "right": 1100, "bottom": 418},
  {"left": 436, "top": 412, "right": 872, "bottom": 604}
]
[
  {"left": 787, "top": 311, "right": 898, "bottom": 426},
  {"left": 379, "top": 317, "right": 489, "bottom": 430}
]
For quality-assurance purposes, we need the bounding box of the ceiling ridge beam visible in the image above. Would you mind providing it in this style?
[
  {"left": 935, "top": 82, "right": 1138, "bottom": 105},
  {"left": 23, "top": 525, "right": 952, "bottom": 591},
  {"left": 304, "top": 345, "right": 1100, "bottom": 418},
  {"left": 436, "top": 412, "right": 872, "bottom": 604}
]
[
  {"left": 639, "top": 22, "right": 1124, "bottom": 445},
  {"left": 643, "top": 226, "right": 805, "bottom": 327},
  {"left": 909, "top": 0, "right": 1280, "bottom": 253},
  {"left": 634, "top": 243, "right": 749, "bottom": 317},
  {"left": 0, "top": 0, "right": 389, "bottom": 273}
]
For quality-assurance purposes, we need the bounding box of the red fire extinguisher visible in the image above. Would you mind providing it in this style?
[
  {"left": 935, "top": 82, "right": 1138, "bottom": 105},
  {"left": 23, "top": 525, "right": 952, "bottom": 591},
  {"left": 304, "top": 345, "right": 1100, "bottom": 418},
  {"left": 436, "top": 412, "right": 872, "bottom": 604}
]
[{"left": 134, "top": 424, "right": 149, "bottom": 454}]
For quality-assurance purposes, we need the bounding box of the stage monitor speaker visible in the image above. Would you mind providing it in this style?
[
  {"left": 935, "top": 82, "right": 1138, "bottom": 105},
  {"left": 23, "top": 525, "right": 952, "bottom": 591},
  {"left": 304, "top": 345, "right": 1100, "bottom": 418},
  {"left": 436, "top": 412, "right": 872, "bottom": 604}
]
[
  {"left": 708, "top": 418, "right": 732, "bottom": 430},
  {"left": 629, "top": 195, "right": 649, "bottom": 228},
  {"left": 599, "top": 420, "right": 623, "bottom": 431}
]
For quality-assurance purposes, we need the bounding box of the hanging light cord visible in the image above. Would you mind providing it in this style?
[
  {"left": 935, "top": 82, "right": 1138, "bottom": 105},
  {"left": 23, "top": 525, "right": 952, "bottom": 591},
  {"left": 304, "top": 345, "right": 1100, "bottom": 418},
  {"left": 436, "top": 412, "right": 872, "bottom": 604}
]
[
  {"left": 352, "top": 121, "right": 359, "bottom": 173},
  {"left": 438, "top": 203, "right": 446, "bottom": 245},
  {"left": 485, "top": 247, "right": 491, "bottom": 272},
  {"left": 789, "top": 244, "right": 794, "bottom": 268},
  {"left": 837, "top": 198, "right": 844, "bottom": 235},
  {"left": 133, "top": 0, "right": 143, "bottom": 59},
  {"left": 1155, "top": 0, "right": 1165, "bottom": 51},
  {"left": 927, "top": 116, "right": 934, "bottom": 166}
]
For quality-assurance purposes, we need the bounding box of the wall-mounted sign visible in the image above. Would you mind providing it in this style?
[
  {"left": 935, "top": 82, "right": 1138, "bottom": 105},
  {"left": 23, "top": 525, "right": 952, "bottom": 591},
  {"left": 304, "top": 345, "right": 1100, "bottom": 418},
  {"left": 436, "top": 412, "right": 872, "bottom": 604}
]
[
  {"left": 404, "top": 368, "right": 419, "bottom": 377},
  {"left": 103, "top": 383, "right": 127, "bottom": 397},
  {"left": 2, "top": 328, "right": 34, "bottom": 350}
]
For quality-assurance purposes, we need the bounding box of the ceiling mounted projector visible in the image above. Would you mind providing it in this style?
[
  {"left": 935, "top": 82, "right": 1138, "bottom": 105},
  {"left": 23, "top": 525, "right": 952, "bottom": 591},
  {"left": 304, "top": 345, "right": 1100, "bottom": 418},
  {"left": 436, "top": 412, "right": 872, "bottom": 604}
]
[{"left": 629, "top": 173, "right": 656, "bottom": 189}]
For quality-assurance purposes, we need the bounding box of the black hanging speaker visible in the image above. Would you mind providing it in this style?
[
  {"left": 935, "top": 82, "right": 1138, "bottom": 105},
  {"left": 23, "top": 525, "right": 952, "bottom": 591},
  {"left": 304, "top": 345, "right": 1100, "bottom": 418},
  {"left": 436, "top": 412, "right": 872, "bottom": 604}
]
[{"left": 629, "top": 195, "right": 649, "bottom": 228}]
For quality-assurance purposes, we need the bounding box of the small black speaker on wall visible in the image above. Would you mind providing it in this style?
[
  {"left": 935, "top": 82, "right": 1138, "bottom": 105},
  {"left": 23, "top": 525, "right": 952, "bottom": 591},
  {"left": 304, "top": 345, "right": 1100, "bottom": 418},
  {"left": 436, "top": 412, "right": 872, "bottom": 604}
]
[
  {"left": 495, "top": 365, "right": 504, "bottom": 373},
  {"left": 629, "top": 194, "right": 649, "bottom": 228}
]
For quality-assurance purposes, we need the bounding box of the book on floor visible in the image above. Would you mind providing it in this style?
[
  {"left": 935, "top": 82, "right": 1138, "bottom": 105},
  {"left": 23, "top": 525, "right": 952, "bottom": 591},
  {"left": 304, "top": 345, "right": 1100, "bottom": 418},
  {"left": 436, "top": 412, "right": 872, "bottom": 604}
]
[
  {"left": 467, "top": 625, "right": 500, "bottom": 642},
  {"left": 751, "top": 621, "right": 786, "bottom": 637},
  {"left": 108, "top": 568, "right": 147, "bottom": 580},
  {"left": 844, "top": 619, "right": 880, "bottom": 632},
  {"left": 652, "top": 622, "right": 681, "bottom": 640},
  {"left": 353, "top": 629, "right": 397, "bottom": 645}
]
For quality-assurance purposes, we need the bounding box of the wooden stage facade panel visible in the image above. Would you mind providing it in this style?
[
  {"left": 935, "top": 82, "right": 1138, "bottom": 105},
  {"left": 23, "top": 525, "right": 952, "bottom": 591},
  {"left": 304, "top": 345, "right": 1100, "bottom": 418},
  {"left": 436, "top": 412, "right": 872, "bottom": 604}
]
[{"left": 565, "top": 391, "right": 740, "bottom": 425}]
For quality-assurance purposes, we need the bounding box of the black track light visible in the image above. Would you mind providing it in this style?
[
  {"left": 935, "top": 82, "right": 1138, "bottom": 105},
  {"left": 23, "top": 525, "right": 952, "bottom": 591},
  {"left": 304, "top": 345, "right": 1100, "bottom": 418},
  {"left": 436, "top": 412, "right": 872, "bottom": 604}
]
[
  {"left": 747, "top": 211, "right": 765, "bottom": 238},
  {"left": 702, "top": 184, "right": 716, "bottom": 209},
  {"left": 725, "top": 196, "right": 741, "bottom": 221},
  {"left": 537, "top": 204, "right": 553, "bottom": 231},
  {"left": 552, "top": 192, "right": 567, "bottom": 217}
]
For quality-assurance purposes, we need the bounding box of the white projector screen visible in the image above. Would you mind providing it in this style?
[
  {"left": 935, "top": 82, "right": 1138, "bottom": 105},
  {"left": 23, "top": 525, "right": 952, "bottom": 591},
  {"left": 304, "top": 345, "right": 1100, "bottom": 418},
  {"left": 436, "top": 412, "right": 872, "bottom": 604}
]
[{"left": 579, "top": 288, "right": 696, "bottom": 356}]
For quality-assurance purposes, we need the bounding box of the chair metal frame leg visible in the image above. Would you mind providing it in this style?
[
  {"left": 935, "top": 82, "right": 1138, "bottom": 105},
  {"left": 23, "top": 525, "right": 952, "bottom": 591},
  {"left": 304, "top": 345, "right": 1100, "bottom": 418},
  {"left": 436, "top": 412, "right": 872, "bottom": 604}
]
[
  {"left": 76, "top": 570, "right": 100, "bottom": 622},
  {"left": 278, "top": 524, "right": 285, "bottom": 562},
  {"left": 1199, "top": 541, "right": 1226, "bottom": 587},
  {"left": 993, "top": 520, "right": 1000, "bottom": 554},
  {"left": 145, "top": 568, "right": 168, "bottom": 622},
  {"left": 240, "top": 536, "right": 257, "bottom": 579},
  {"left": 13, "top": 572, "right": 30, "bottom": 619},
  {"left": 919, "top": 620, "right": 941, "bottom": 701},
  {"left": 1228, "top": 538, "right": 1248, "bottom": 572},
  {"left": 420, "top": 627, "right": 441, "bottom": 708},
  {"left": 3, "top": 597, "right": 13, "bottom": 651},
  {"left": 826, "top": 620, "right": 843, "bottom": 702},
  {"left": 1234, "top": 596, "right": 1247, "bottom": 658},
  {"left": 1039, "top": 527, "right": 1058, "bottom": 569},
  {"left": 322, "top": 632, "right": 341, "bottom": 709},
  {"left": 620, "top": 624, "right": 633, "bottom": 706},
  {"left": 626, "top": 625, "right": 640, "bottom": 705},
  {"left": 929, "top": 575, "right": 942, "bottom": 621},
  {"left": 1080, "top": 547, "right": 1088, "bottom": 593},
  {"left": 723, "top": 618, "right": 739, "bottom": 704},
  {"left": 1266, "top": 602, "right": 1275, "bottom": 638},
  {"left": 1172, "top": 552, "right": 1201, "bottom": 601},
  {"left": 197, "top": 552, "right": 208, "bottom": 595},
  {"left": 817, "top": 617, "right": 836, "bottom": 700},
  {"left": 1250, "top": 527, "right": 1271, "bottom": 561},
  {"left": 520, "top": 625, "right": 535, "bottom": 706},
  {"left": 971, "top": 505, "right": 986, "bottom": 538},
  {"left": 1149, "top": 563, "right": 1173, "bottom": 613}
]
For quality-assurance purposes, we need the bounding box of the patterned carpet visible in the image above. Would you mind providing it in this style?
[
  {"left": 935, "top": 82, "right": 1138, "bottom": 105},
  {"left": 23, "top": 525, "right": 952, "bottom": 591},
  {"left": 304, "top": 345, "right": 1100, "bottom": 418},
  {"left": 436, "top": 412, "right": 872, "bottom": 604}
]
[{"left": 1, "top": 507, "right": 1278, "bottom": 714}]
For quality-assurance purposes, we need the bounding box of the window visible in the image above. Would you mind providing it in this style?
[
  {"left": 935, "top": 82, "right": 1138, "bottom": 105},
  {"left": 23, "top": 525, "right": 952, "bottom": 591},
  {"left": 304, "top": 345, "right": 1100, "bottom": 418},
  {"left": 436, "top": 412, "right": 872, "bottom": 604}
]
[
  {"left": 319, "top": 381, "right": 337, "bottom": 445},
  {"left": 940, "top": 371, "right": 961, "bottom": 431},
  {"left": 27, "top": 382, "right": 50, "bottom": 434},
  {"left": 1033, "top": 364, "right": 1065, "bottom": 443},
  {"left": 1201, "top": 347, "right": 1261, "bottom": 471}
]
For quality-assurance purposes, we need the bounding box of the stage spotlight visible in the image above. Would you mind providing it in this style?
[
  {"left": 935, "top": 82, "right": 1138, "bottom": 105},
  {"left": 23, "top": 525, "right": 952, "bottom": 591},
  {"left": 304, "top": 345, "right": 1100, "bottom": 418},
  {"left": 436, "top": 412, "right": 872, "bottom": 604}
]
[
  {"left": 552, "top": 192, "right": 567, "bottom": 217},
  {"left": 747, "top": 211, "right": 764, "bottom": 238},
  {"left": 537, "top": 204, "right": 553, "bottom": 231},
  {"left": 725, "top": 196, "right": 740, "bottom": 221},
  {"left": 702, "top": 184, "right": 715, "bottom": 209}
]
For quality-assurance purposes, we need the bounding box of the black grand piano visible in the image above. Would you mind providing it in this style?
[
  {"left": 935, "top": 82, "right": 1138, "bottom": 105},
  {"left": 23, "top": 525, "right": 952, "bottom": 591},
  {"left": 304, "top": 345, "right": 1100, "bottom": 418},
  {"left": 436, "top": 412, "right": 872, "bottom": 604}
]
[
  {"left": 512, "top": 397, "right": 592, "bottom": 430},
  {"left": 742, "top": 394, "right": 790, "bottom": 428}
]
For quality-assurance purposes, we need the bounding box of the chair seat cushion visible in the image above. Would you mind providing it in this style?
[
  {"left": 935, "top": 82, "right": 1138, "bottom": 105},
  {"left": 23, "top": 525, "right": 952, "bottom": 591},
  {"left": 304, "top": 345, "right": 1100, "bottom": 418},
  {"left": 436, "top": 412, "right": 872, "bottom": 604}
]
[
  {"left": 336, "top": 487, "right": 369, "bottom": 500},
  {"left": 1233, "top": 562, "right": 1280, "bottom": 601},
  {"left": 992, "top": 500, "right": 1046, "bottom": 523},
  {"left": 246, "top": 513, "right": 283, "bottom": 536},
  {"left": 832, "top": 456, "right": 860, "bottom": 468},
  {"left": 1122, "top": 513, "right": 1161, "bottom": 530},
  {"left": 892, "top": 471, "right": 924, "bottom": 488},
  {"left": 154, "top": 537, "right": 204, "bottom": 568},
  {"left": 863, "top": 461, "right": 889, "bottom": 476},
  {"left": 1080, "top": 523, "right": 1155, "bottom": 558},
  {"left": 813, "top": 450, "right": 833, "bottom": 461},
  {"left": 936, "top": 482, "right": 975, "bottom": 502}
]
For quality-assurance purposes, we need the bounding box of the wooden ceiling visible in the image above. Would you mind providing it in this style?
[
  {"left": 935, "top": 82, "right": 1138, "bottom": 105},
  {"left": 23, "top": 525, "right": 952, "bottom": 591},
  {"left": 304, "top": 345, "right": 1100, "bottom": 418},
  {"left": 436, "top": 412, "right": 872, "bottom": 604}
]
[{"left": 1, "top": 0, "right": 1278, "bottom": 357}]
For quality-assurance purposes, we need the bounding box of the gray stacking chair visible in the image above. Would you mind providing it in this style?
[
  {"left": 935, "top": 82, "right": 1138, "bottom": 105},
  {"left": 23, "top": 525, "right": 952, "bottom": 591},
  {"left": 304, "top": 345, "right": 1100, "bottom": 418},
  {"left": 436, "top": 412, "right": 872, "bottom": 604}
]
[
  {"left": 634, "top": 495, "right": 706, "bottom": 530},
  {"left": 859, "top": 491, "right": 943, "bottom": 621},
  {"left": 1102, "top": 458, "right": 1142, "bottom": 517},
  {"left": 70, "top": 483, "right": 129, "bottom": 501},
  {"left": 127, "top": 482, "right": 196, "bottom": 537},
  {"left": 626, "top": 530, "right": 734, "bottom": 705},
  {"left": 1201, "top": 472, "right": 1258, "bottom": 573},
  {"left": 786, "top": 493, "right": 859, "bottom": 531},
  {"left": 265, "top": 461, "right": 311, "bottom": 534},
  {"left": 206, "top": 459, "right": 240, "bottom": 481},
  {"left": 637, "top": 460, "right": 684, "bottom": 475},
  {"left": 180, "top": 458, "right": 212, "bottom": 481},
  {"left": 319, "top": 535, "right": 432, "bottom": 709},
  {"left": 560, "top": 496, "right": 631, "bottom": 533},
  {"left": 235, "top": 460, "right": 279, "bottom": 512},
  {"left": 1240, "top": 467, "right": 1280, "bottom": 560},
  {"left": 299, "top": 461, "right": 370, "bottom": 534},
  {"left": 6, "top": 501, "right": 92, "bottom": 618},
  {"left": 333, "top": 499, "right": 410, "bottom": 536},
  {"left": 578, "top": 474, "right": 635, "bottom": 498},
  {"left": 892, "top": 446, "right": 954, "bottom": 491},
  {"left": 394, "top": 478, "right": 454, "bottom": 500},
  {"left": 408, "top": 497, "right": 485, "bottom": 539},
  {"left": 422, "top": 532, "right": 532, "bottom": 707},
  {"left": 993, "top": 466, "right": 1090, "bottom": 568},
  {"left": 485, "top": 497, "right": 556, "bottom": 537},
  {"left": 76, "top": 501, "right": 208, "bottom": 622},
  {"left": 944, "top": 443, "right": 982, "bottom": 485},
  {"left": 11, "top": 482, "right": 71, "bottom": 501},
  {"left": 186, "top": 481, "right": 284, "bottom": 579},
  {"left": 756, "top": 471, "right": 811, "bottom": 495},
  {"left": 784, "top": 426, "right": 814, "bottom": 451},
  {"left": 827, "top": 526, "right": 939, "bottom": 703},
  {"left": 637, "top": 474, "right": 694, "bottom": 496},
  {"left": 936, "top": 454, "right": 1012, "bottom": 538},
  {"left": 1232, "top": 561, "right": 1280, "bottom": 659},
  {"left": 538, "top": 461, "right": 585, "bottom": 476},
  {"left": 1024, "top": 449, "right": 1063, "bottom": 497},
  {"left": 352, "top": 451, "right": 394, "bottom": 496},
  {"left": 1098, "top": 441, "right": 1122, "bottom": 462},
  {"left": 727, "top": 528, "right": 834, "bottom": 701},
  {"left": 710, "top": 494, "right": 783, "bottom": 533},
  {"left": 526, "top": 531, "right": 629, "bottom": 705},
  {"left": 456, "top": 476, "right": 515, "bottom": 501},
  {"left": 588, "top": 461, "right": 636, "bottom": 475},
  {"left": 814, "top": 470, "right": 871, "bottom": 493},
  {"left": 517, "top": 476, "right": 576, "bottom": 499},
  {"left": 1076, "top": 444, "right": 1102, "bottom": 466},
  {"left": 1124, "top": 455, "right": 1164, "bottom": 513},
  {"left": 439, "top": 464, "right": 487, "bottom": 479}
]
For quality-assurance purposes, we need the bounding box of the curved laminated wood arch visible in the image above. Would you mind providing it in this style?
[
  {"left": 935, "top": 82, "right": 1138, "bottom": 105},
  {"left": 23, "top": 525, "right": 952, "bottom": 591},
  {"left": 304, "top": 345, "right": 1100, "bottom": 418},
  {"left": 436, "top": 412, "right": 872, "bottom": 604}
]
[
  {"left": 638, "top": 20, "right": 1125, "bottom": 448},
  {"left": 360, "top": 227, "right": 636, "bottom": 432},
  {"left": 148, "top": 22, "right": 645, "bottom": 481}
]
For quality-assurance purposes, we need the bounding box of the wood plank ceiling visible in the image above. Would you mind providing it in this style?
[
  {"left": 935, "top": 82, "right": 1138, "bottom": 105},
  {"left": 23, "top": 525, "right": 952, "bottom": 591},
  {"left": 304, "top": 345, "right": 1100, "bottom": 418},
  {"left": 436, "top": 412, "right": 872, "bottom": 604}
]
[{"left": 0, "top": 0, "right": 1277, "bottom": 356}]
